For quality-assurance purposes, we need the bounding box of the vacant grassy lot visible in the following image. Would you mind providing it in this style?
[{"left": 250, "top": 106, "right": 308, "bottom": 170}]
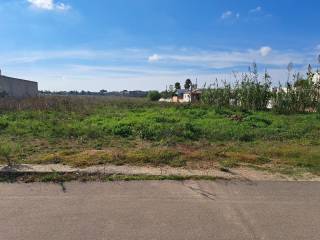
[{"left": 0, "top": 96, "right": 320, "bottom": 176}]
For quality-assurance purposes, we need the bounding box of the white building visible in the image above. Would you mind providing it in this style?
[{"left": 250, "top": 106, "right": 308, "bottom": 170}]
[
  {"left": 159, "top": 98, "right": 172, "bottom": 102},
  {"left": 312, "top": 72, "right": 320, "bottom": 84}
]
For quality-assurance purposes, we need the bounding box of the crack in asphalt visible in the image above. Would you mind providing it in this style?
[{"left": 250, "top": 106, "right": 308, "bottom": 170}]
[{"left": 182, "top": 182, "right": 216, "bottom": 201}]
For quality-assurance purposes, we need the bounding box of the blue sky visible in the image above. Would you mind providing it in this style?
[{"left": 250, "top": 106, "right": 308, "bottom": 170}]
[{"left": 0, "top": 0, "right": 319, "bottom": 91}]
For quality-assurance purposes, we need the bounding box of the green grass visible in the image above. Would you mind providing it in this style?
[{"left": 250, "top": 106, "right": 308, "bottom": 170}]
[{"left": 0, "top": 96, "right": 320, "bottom": 176}]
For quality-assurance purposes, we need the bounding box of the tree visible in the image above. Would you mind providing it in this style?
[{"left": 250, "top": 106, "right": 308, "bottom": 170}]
[
  {"left": 184, "top": 79, "right": 192, "bottom": 90},
  {"left": 175, "top": 82, "right": 181, "bottom": 90},
  {"left": 147, "top": 91, "right": 161, "bottom": 101},
  {"left": 99, "top": 89, "right": 108, "bottom": 95}
]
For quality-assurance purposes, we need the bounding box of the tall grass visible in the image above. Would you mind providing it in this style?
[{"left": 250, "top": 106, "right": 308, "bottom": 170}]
[
  {"left": 0, "top": 96, "right": 155, "bottom": 113},
  {"left": 202, "top": 64, "right": 320, "bottom": 114},
  {"left": 272, "top": 73, "right": 320, "bottom": 113}
]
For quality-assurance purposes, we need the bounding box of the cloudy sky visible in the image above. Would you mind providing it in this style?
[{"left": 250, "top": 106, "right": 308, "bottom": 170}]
[{"left": 0, "top": 0, "right": 319, "bottom": 91}]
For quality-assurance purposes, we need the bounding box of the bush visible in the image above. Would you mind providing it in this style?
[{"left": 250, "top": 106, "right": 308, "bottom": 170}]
[
  {"left": 113, "top": 123, "right": 133, "bottom": 137},
  {"left": 147, "top": 91, "right": 161, "bottom": 101}
]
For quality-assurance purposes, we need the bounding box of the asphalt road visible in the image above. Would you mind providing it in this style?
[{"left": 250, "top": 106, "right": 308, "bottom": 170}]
[{"left": 0, "top": 180, "right": 319, "bottom": 240}]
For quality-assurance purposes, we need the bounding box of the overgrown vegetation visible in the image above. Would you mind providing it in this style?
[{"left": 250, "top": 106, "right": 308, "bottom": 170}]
[
  {"left": 201, "top": 63, "right": 320, "bottom": 114},
  {"left": 147, "top": 91, "right": 161, "bottom": 101},
  {"left": 0, "top": 96, "right": 320, "bottom": 176},
  {"left": 0, "top": 141, "right": 20, "bottom": 167}
]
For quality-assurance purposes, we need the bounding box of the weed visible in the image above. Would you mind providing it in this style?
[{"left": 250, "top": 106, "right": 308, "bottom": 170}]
[
  {"left": 0, "top": 96, "right": 320, "bottom": 175},
  {"left": 0, "top": 142, "right": 21, "bottom": 167}
]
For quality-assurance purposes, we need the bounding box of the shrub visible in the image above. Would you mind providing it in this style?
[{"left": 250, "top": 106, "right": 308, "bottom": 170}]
[
  {"left": 113, "top": 123, "right": 133, "bottom": 137},
  {"left": 147, "top": 91, "right": 161, "bottom": 101},
  {"left": 181, "top": 122, "right": 201, "bottom": 140},
  {"left": 137, "top": 124, "right": 159, "bottom": 140}
]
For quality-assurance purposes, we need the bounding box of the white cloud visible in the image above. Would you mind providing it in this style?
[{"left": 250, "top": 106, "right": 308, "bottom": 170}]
[
  {"left": 55, "top": 3, "right": 71, "bottom": 11},
  {"left": 250, "top": 6, "right": 262, "bottom": 13},
  {"left": 259, "top": 46, "right": 272, "bottom": 57},
  {"left": 221, "top": 10, "right": 233, "bottom": 19},
  {"left": 1, "top": 47, "right": 310, "bottom": 70},
  {"left": 27, "top": 0, "right": 71, "bottom": 11},
  {"left": 148, "top": 54, "right": 161, "bottom": 63},
  {"left": 1, "top": 47, "right": 314, "bottom": 91},
  {"left": 27, "top": 0, "right": 53, "bottom": 9},
  {"left": 316, "top": 44, "right": 320, "bottom": 50},
  {"left": 221, "top": 11, "right": 240, "bottom": 21}
]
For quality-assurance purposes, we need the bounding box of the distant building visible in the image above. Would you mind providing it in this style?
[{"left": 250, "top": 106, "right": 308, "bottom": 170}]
[
  {"left": 0, "top": 73, "right": 38, "bottom": 98},
  {"left": 159, "top": 98, "right": 172, "bottom": 102},
  {"left": 172, "top": 89, "right": 202, "bottom": 103},
  {"left": 312, "top": 72, "right": 320, "bottom": 84}
]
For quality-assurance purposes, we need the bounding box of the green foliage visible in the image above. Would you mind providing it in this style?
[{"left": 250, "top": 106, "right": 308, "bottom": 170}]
[
  {"left": 184, "top": 79, "right": 192, "bottom": 90},
  {"left": 0, "top": 142, "right": 20, "bottom": 167},
  {"left": 147, "top": 91, "right": 161, "bottom": 101},
  {"left": 0, "top": 97, "right": 319, "bottom": 144},
  {"left": 272, "top": 76, "right": 320, "bottom": 114},
  {"left": 160, "top": 90, "right": 174, "bottom": 98},
  {"left": 112, "top": 123, "right": 133, "bottom": 137},
  {"left": 202, "top": 64, "right": 320, "bottom": 114},
  {"left": 1, "top": 96, "right": 320, "bottom": 175},
  {"left": 0, "top": 118, "right": 9, "bottom": 131},
  {"left": 202, "top": 64, "right": 272, "bottom": 111}
]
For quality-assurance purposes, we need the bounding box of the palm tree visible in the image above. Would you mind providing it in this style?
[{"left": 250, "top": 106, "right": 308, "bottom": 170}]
[
  {"left": 175, "top": 82, "right": 181, "bottom": 90},
  {"left": 184, "top": 79, "right": 192, "bottom": 90}
]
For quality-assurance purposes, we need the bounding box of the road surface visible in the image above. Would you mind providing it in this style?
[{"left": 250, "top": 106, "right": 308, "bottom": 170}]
[{"left": 0, "top": 180, "right": 319, "bottom": 240}]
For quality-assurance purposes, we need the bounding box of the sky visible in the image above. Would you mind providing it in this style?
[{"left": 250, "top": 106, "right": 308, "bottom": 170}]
[{"left": 0, "top": 0, "right": 319, "bottom": 91}]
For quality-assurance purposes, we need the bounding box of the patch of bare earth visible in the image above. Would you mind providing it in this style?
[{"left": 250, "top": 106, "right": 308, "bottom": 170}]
[{"left": 1, "top": 164, "right": 319, "bottom": 181}]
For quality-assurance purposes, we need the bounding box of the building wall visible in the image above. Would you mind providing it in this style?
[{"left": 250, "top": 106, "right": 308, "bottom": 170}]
[
  {"left": 0, "top": 76, "right": 38, "bottom": 98},
  {"left": 183, "top": 93, "right": 191, "bottom": 103}
]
